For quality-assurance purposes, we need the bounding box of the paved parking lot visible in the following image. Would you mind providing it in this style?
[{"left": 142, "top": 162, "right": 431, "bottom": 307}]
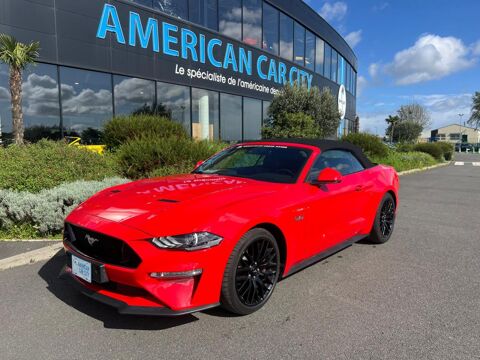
[{"left": 1, "top": 155, "right": 479, "bottom": 360}]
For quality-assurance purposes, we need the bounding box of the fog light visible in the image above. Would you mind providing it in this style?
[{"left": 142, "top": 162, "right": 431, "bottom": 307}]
[{"left": 150, "top": 269, "right": 202, "bottom": 279}]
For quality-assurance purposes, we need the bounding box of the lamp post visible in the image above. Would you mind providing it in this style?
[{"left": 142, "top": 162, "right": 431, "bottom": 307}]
[{"left": 458, "top": 113, "right": 465, "bottom": 151}]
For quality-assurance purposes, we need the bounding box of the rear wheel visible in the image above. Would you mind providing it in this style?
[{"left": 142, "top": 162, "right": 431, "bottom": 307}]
[
  {"left": 221, "top": 228, "right": 280, "bottom": 315},
  {"left": 369, "top": 193, "right": 396, "bottom": 244}
]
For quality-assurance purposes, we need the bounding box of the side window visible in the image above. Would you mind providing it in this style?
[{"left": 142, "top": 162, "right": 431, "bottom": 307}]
[{"left": 308, "top": 150, "right": 365, "bottom": 180}]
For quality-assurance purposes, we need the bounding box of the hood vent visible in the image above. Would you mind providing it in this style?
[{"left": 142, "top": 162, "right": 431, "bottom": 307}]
[{"left": 158, "top": 198, "right": 180, "bottom": 203}]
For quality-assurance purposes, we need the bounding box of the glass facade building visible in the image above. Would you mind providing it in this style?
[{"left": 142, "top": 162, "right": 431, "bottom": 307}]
[{"left": 0, "top": 0, "right": 357, "bottom": 144}]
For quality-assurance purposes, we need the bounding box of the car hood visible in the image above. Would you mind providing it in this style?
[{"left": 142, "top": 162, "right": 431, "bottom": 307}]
[{"left": 72, "top": 174, "right": 284, "bottom": 235}]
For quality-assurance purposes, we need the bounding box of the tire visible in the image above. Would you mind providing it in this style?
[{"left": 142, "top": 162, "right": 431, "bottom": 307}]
[
  {"left": 369, "top": 193, "right": 396, "bottom": 244},
  {"left": 221, "top": 228, "right": 280, "bottom": 315}
]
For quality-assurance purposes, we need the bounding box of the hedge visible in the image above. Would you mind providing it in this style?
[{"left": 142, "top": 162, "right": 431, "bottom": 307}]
[
  {"left": 413, "top": 143, "right": 444, "bottom": 161},
  {"left": 372, "top": 151, "right": 437, "bottom": 172},
  {"left": 342, "top": 132, "right": 389, "bottom": 158},
  {"left": 0, "top": 140, "right": 119, "bottom": 193}
]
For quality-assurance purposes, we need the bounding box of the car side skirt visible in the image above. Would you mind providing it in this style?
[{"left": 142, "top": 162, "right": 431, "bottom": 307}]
[{"left": 284, "top": 234, "right": 367, "bottom": 277}]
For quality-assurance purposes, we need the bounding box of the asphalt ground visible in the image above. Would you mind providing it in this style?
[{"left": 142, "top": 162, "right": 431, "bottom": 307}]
[
  {"left": 0, "top": 153, "right": 479, "bottom": 359},
  {"left": 0, "top": 241, "right": 59, "bottom": 260}
]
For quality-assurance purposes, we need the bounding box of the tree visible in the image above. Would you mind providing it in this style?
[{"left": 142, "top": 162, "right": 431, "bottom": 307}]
[
  {"left": 0, "top": 34, "right": 40, "bottom": 145},
  {"left": 386, "top": 121, "right": 423, "bottom": 143},
  {"left": 385, "top": 115, "right": 400, "bottom": 143},
  {"left": 262, "top": 112, "right": 320, "bottom": 139},
  {"left": 397, "top": 103, "right": 431, "bottom": 128},
  {"left": 264, "top": 84, "right": 340, "bottom": 138},
  {"left": 468, "top": 92, "right": 480, "bottom": 129}
]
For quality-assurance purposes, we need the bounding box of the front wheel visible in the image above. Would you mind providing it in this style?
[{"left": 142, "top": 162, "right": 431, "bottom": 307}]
[
  {"left": 369, "top": 193, "right": 396, "bottom": 244},
  {"left": 221, "top": 228, "right": 280, "bottom": 315}
]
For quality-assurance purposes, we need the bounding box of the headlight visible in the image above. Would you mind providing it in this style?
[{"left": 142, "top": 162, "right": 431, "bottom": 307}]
[{"left": 152, "top": 232, "right": 223, "bottom": 251}]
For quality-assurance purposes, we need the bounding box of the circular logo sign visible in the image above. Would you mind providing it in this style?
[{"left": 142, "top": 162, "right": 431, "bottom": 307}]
[{"left": 338, "top": 85, "right": 347, "bottom": 120}]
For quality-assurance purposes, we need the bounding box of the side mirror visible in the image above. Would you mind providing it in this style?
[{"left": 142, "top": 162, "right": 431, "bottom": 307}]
[
  {"left": 312, "top": 168, "right": 343, "bottom": 185},
  {"left": 195, "top": 160, "right": 204, "bottom": 169}
]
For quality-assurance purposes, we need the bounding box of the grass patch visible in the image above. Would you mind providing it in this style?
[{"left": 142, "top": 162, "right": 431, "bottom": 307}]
[
  {"left": 372, "top": 151, "right": 439, "bottom": 172},
  {"left": 0, "top": 224, "right": 62, "bottom": 240}
]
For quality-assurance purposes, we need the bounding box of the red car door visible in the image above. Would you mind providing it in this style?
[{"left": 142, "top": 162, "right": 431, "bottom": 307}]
[{"left": 302, "top": 150, "right": 369, "bottom": 258}]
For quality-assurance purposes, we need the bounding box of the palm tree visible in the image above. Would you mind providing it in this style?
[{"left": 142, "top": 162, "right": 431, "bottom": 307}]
[
  {"left": 385, "top": 115, "right": 400, "bottom": 143},
  {"left": 468, "top": 92, "right": 480, "bottom": 130},
  {"left": 0, "top": 34, "right": 40, "bottom": 145}
]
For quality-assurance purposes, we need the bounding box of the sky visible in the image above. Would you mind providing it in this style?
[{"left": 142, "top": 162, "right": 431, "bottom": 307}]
[{"left": 304, "top": 0, "right": 480, "bottom": 136}]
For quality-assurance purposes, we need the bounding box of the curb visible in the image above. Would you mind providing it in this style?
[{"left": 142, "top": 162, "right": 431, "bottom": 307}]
[
  {"left": 0, "top": 238, "right": 62, "bottom": 242},
  {"left": 0, "top": 243, "right": 63, "bottom": 271},
  {"left": 397, "top": 161, "right": 451, "bottom": 176}
]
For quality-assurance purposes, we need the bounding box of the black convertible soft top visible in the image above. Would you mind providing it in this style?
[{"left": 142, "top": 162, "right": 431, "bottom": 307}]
[{"left": 245, "top": 138, "right": 375, "bottom": 169}]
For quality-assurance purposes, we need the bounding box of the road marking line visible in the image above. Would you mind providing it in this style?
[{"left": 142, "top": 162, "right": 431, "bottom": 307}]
[
  {"left": 0, "top": 243, "right": 63, "bottom": 271},
  {"left": 473, "top": 162, "right": 480, "bottom": 166},
  {"left": 454, "top": 162, "right": 464, "bottom": 166}
]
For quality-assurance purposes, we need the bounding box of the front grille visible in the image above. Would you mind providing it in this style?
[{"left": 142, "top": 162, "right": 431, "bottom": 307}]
[{"left": 64, "top": 223, "right": 141, "bottom": 268}]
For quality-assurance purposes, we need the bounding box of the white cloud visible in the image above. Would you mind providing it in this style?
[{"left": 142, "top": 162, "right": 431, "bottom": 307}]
[
  {"left": 356, "top": 75, "right": 367, "bottom": 97},
  {"left": 358, "top": 112, "right": 388, "bottom": 135},
  {"left": 344, "top": 30, "right": 362, "bottom": 48},
  {"left": 472, "top": 40, "right": 480, "bottom": 56},
  {"left": 0, "top": 86, "right": 9, "bottom": 101},
  {"left": 385, "top": 34, "right": 476, "bottom": 85},
  {"left": 372, "top": 2, "right": 389, "bottom": 11},
  {"left": 368, "top": 63, "right": 380, "bottom": 78},
  {"left": 319, "top": 2, "right": 348, "bottom": 22}
]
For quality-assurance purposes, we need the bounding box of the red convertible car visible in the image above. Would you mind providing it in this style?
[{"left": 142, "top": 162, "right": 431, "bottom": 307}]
[{"left": 62, "top": 139, "right": 399, "bottom": 316}]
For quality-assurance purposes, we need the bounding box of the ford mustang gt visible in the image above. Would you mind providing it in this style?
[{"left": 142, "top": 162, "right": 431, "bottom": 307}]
[{"left": 62, "top": 139, "right": 399, "bottom": 316}]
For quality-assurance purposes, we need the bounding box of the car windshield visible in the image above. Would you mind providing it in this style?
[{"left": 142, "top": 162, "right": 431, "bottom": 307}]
[{"left": 193, "top": 145, "right": 312, "bottom": 183}]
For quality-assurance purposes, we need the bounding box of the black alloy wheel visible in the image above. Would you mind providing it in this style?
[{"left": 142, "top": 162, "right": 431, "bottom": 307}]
[
  {"left": 221, "top": 228, "right": 280, "bottom": 315},
  {"left": 369, "top": 192, "right": 396, "bottom": 244}
]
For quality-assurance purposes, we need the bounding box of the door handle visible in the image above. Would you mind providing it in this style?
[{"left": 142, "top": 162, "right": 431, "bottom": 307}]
[{"left": 355, "top": 185, "right": 364, "bottom": 192}]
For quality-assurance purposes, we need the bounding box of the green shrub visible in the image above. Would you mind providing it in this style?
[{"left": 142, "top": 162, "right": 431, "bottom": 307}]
[
  {"left": 0, "top": 178, "right": 128, "bottom": 236},
  {"left": 413, "top": 143, "right": 443, "bottom": 161},
  {"left": 372, "top": 151, "right": 437, "bottom": 172},
  {"left": 262, "top": 112, "right": 320, "bottom": 138},
  {"left": 342, "top": 132, "right": 389, "bottom": 158},
  {"left": 0, "top": 140, "right": 120, "bottom": 193},
  {"left": 436, "top": 142, "right": 454, "bottom": 161},
  {"left": 117, "top": 136, "right": 226, "bottom": 179},
  {"left": 103, "top": 115, "right": 187, "bottom": 151},
  {"left": 396, "top": 143, "right": 415, "bottom": 153}
]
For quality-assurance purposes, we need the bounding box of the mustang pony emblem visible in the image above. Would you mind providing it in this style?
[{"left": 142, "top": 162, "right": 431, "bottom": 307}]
[{"left": 85, "top": 234, "right": 100, "bottom": 246}]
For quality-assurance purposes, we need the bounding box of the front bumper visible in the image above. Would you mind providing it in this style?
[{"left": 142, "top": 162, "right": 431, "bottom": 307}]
[{"left": 62, "top": 213, "right": 229, "bottom": 316}]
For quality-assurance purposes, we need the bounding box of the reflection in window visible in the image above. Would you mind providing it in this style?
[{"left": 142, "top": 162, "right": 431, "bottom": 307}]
[
  {"left": 154, "top": 0, "right": 188, "bottom": 20},
  {"left": 315, "top": 37, "right": 324, "bottom": 75},
  {"left": 331, "top": 49, "right": 338, "bottom": 83},
  {"left": 279, "top": 13, "right": 293, "bottom": 61},
  {"left": 113, "top": 76, "right": 155, "bottom": 116},
  {"left": 262, "top": 100, "right": 271, "bottom": 125},
  {"left": 243, "top": 97, "right": 262, "bottom": 140},
  {"left": 130, "top": 0, "right": 153, "bottom": 8},
  {"left": 242, "top": 0, "right": 262, "bottom": 47},
  {"left": 192, "top": 88, "right": 219, "bottom": 140},
  {"left": 293, "top": 22, "right": 305, "bottom": 67},
  {"left": 353, "top": 71, "right": 357, "bottom": 96},
  {"left": 220, "top": 93, "right": 242, "bottom": 141},
  {"left": 324, "top": 43, "right": 332, "bottom": 80},
  {"left": 305, "top": 31, "right": 315, "bottom": 71},
  {"left": 346, "top": 63, "right": 351, "bottom": 92},
  {"left": 189, "top": 0, "right": 218, "bottom": 31},
  {"left": 157, "top": 82, "right": 191, "bottom": 135},
  {"left": 0, "top": 63, "right": 61, "bottom": 144},
  {"left": 219, "top": 0, "right": 242, "bottom": 40},
  {"left": 60, "top": 67, "right": 112, "bottom": 144},
  {"left": 337, "top": 55, "right": 345, "bottom": 85},
  {"left": 262, "top": 2, "right": 279, "bottom": 55}
]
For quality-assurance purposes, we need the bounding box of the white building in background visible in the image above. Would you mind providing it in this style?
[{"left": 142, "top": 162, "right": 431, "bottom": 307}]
[{"left": 431, "top": 124, "right": 480, "bottom": 144}]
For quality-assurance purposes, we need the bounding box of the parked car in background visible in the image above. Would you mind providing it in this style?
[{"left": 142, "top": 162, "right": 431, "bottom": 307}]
[
  {"left": 61, "top": 140, "right": 399, "bottom": 316},
  {"left": 455, "top": 143, "right": 475, "bottom": 152}
]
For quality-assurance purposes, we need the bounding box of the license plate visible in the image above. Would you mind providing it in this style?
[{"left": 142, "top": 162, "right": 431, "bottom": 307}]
[{"left": 72, "top": 255, "right": 92, "bottom": 283}]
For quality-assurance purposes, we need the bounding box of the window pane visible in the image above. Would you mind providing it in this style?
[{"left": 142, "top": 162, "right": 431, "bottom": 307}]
[
  {"left": 0, "top": 63, "right": 61, "bottom": 144},
  {"left": 154, "top": 0, "right": 188, "bottom": 20},
  {"left": 189, "top": 0, "right": 218, "bottom": 31},
  {"left": 192, "top": 88, "right": 218, "bottom": 140},
  {"left": 243, "top": 97, "right": 262, "bottom": 140},
  {"left": 293, "top": 22, "right": 305, "bottom": 67},
  {"left": 324, "top": 43, "right": 332, "bottom": 80},
  {"left": 113, "top": 76, "right": 155, "bottom": 116},
  {"left": 279, "top": 13, "right": 293, "bottom": 61},
  {"left": 130, "top": 0, "right": 153, "bottom": 8},
  {"left": 219, "top": 0, "right": 242, "bottom": 40},
  {"left": 60, "top": 67, "right": 112, "bottom": 144},
  {"left": 338, "top": 55, "right": 345, "bottom": 85},
  {"left": 353, "top": 71, "right": 357, "bottom": 96},
  {"left": 308, "top": 150, "right": 364, "bottom": 180},
  {"left": 331, "top": 49, "right": 338, "bottom": 82},
  {"left": 346, "top": 64, "right": 350, "bottom": 92},
  {"left": 220, "top": 93, "right": 242, "bottom": 141},
  {"left": 242, "top": 0, "right": 262, "bottom": 47},
  {"left": 305, "top": 31, "right": 315, "bottom": 71},
  {"left": 315, "top": 38, "right": 324, "bottom": 75},
  {"left": 262, "top": 2, "right": 279, "bottom": 55},
  {"left": 157, "top": 82, "right": 191, "bottom": 135},
  {"left": 263, "top": 100, "right": 271, "bottom": 125}
]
